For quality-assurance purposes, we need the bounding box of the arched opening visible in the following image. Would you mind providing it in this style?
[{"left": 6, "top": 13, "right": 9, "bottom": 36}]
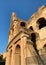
[
  {"left": 29, "top": 26, "right": 33, "bottom": 31},
  {"left": 43, "top": 44, "right": 46, "bottom": 51},
  {"left": 40, "top": 44, "right": 46, "bottom": 55},
  {"left": 20, "top": 22, "right": 26, "bottom": 27},
  {"left": 31, "top": 33, "right": 36, "bottom": 44},
  {"left": 15, "top": 45, "right": 21, "bottom": 65},
  {"left": 37, "top": 17, "right": 46, "bottom": 29},
  {"left": 15, "top": 45, "right": 20, "bottom": 53},
  {"left": 31, "top": 33, "right": 38, "bottom": 53}
]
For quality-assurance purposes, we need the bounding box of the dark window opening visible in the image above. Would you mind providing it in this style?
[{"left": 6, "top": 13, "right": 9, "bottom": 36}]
[
  {"left": 29, "top": 26, "right": 33, "bottom": 30},
  {"left": 20, "top": 22, "right": 26, "bottom": 27},
  {"left": 31, "top": 33, "right": 38, "bottom": 53},
  {"left": 31, "top": 33, "right": 36, "bottom": 44},
  {"left": 37, "top": 17, "right": 46, "bottom": 29},
  {"left": 16, "top": 45, "right": 20, "bottom": 53},
  {"left": 16, "top": 45, "right": 20, "bottom": 48}
]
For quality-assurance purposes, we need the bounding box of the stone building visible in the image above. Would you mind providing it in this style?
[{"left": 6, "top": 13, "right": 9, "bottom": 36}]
[{"left": 0, "top": 5, "right": 46, "bottom": 65}]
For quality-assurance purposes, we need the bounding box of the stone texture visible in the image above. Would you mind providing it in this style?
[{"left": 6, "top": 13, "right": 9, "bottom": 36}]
[{"left": 0, "top": 5, "right": 46, "bottom": 65}]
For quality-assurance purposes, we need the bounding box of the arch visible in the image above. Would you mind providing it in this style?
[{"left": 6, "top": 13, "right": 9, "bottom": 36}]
[
  {"left": 15, "top": 45, "right": 21, "bottom": 53},
  {"left": 15, "top": 45, "right": 21, "bottom": 65},
  {"left": 31, "top": 33, "right": 36, "bottom": 44},
  {"left": 37, "top": 17, "right": 46, "bottom": 29},
  {"left": 29, "top": 26, "right": 33, "bottom": 31},
  {"left": 41, "top": 44, "right": 46, "bottom": 54}
]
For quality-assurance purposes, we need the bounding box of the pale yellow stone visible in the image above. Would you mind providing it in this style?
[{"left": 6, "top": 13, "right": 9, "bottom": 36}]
[{"left": 0, "top": 5, "right": 46, "bottom": 65}]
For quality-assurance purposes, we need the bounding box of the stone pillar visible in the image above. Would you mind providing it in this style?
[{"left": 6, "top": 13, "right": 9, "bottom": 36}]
[
  {"left": 5, "top": 50, "right": 11, "bottom": 65},
  {"left": 11, "top": 45, "right": 15, "bottom": 65},
  {"left": 21, "top": 37, "right": 27, "bottom": 65}
]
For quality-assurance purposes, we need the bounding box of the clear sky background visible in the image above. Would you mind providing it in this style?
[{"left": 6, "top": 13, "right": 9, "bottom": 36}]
[{"left": 0, "top": 0, "right": 46, "bottom": 53}]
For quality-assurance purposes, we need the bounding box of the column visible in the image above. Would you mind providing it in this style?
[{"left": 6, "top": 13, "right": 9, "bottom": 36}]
[
  {"left": 21, "top": 37, "right": 27, "bottom": 65},
  {"left": 5, "top": 50, "right": 11, "bottom": 65},
  {"left": 11, "top": 45, "right": 15, "bottom": 65}
]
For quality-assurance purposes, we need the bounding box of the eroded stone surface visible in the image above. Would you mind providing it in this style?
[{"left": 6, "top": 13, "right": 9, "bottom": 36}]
[{"left": 0, "top": 5, "right": 46, "bottom": 65}]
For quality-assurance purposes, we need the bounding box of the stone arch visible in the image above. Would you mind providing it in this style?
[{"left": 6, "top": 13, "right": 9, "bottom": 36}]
[
  {"left": 37, "top": 17, "right": 46, "bottom": 29},
  {"left": 31, "top": 33, "right": 36, "bottom": 44},
  {"left": 40, "top": 44, "right": 46, "bottom": 54},
  {"left": 29, "top": 26, "right": 33, "bottom": 31},
  {"left": 15, "top": 45, "right": 21, "bottom": 65},
  {"left": 15, "top": 45, "right": 21, "bottom": 53}
]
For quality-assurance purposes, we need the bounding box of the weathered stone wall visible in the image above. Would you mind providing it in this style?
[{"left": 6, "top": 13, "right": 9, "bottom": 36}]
[{"left": 1, "top": 5, "right": 46, "bottom": 65}]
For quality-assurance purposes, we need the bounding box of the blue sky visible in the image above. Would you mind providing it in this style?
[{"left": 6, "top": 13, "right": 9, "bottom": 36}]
[{"left": 0, "top": 0, "right": 46, "bottom": 53}]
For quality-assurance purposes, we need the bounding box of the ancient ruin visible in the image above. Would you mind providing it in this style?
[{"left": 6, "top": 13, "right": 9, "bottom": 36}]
[{"left": 0, "top": 5, "right": 46, "bottom": 65}]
